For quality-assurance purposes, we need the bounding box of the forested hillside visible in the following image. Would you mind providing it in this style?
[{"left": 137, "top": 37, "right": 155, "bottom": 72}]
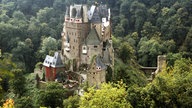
[{"left": 0, "top": 0, "right": 192, "bottom": 107}]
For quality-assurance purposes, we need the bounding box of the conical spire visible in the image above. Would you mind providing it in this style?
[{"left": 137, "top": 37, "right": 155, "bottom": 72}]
[
  {"left": 76, "top": 10, "right": 81, "bottom": 18},
  {"left": 65, "top": 7, "right": 70, "bottom": 17}
]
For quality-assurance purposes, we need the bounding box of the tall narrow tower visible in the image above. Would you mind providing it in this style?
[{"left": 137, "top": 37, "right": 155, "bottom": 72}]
[{"left": 61, "top": 3, "right": 114, "bottom": 86}]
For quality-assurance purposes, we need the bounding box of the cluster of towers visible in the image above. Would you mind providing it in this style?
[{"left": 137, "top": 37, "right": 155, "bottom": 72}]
[{"left": 43, "top": 3, "right": 114, "bottom": 87}]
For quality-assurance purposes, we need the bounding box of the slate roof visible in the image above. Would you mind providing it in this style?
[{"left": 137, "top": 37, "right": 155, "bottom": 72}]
[
  {"left": 76, "top": 10, "right": 81, "bottom": 18},
  {"left": 51, "top": 52, "right": 64, "bottom": 68},
  {"left": 43, "top": 52, "right": 64, "bottom": 68},
  {"left": 65, "top": 7, "right": 70, "bottom": 16},
  {"left": 103, "top": 48, "right": 111, "bottom": 65},
  {"left": 43, "top": 55, "right": 54, "bottom": 67},
  {"left": 87, "top": 5, "right": 109, "bottom": 23},
  {"left": 95, "top": 55, "right": 107, "bottom": 70},
  {"left": 88, "top": 5, "right": 96, "bottom": 20},
  {"left": 86, "top": 28, "right": 100, "bottom": 45}
]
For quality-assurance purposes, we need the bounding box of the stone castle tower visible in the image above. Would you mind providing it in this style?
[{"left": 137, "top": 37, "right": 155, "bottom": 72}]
[{"left": 61, "top": 4, "right": 114, "bottom": 86}]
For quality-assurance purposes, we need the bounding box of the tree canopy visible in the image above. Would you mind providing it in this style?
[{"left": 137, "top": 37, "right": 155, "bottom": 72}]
[{"left": 1, "top": 0, "right": 192, "bottom": 107}]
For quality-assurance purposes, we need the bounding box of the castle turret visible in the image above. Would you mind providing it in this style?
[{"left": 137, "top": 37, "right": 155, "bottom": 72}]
[
  {"left": 155, "top": 55, "right": 166, "bottom": 74},
  {"left": 75, "top": 10, "right": 82, "bottom": 23},
  {"left": 70, "top": 7, "right": 76, "bottom": 22},
  {"left": 65, "top": 7, "right": 70, "bottom": 22},
  {"left": 61, "top": 4, "right": 114, "bottom": 87}
]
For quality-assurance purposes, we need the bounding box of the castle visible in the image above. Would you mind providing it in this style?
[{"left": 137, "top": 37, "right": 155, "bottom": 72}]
[{"left": 43, "top": 3, "right": 114, "bottom": 87}]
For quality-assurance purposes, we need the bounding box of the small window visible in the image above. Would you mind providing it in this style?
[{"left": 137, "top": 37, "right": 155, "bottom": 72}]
[
  {"left": 94, "top": 45, "right": 97, "bottom": 48},
  {"left": 62, "top": 49, "right": 64, "bottom": 55},
  {"left": 83, "top": 46, "right": 86, "bottom": 50}
]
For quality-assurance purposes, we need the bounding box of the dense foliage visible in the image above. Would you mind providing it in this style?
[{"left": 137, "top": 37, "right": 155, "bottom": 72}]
[
  {"left": 0, "top": 0, "right": 192, "bottom": 107},
  {"left": 79, "top": 82, "right": 132, "bottom": 108},
  {"left": 127, "top": 58, "right": 192, "bottom": 107},
  {"left": 62, "top": 58, "right": 192, "bottom": 108},
  {"left": 0, "top": 0, "right": 192, "bottom": 69}
]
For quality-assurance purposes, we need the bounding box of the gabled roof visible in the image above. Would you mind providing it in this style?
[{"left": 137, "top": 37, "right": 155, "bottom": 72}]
[
  {"left": 88, "top": 5, "right": 96, "bottom": 20},
  {"left": 51, "top": 52, "right": 64, "bottom": 68},
  {"left": 43, "top": 55, "right": 54, "bottom": 67},
  {"left": 43, "top": 52, "right": 64, "bottom": 68},
  {"left": 86, "top": 28, "right": 100, "bottom": 45}
]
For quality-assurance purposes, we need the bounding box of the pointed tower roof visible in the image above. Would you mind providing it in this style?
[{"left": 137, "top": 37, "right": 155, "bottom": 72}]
[
  {"left": 95, "top": 55, "right": 106, "bottom": 70},
  {"left": 103, "top": 48, "right": 111, "bottom": 65},
  {"left": 76, "top": 10, "right": 81, "bottom": 18},
  {"left": 51, "top": 52, "right": 64, "bottom": 68},
  {"left": 65, "top": 7, "right": 70, "bottom": 17},
  {"left": 89, "top": 55, "right": 107, "bottom": 71},
  {"left": 86, "top": 28, "right": 100, "bottom": 45},
  {"left": 43, "top": 52, "right": 64, "bottom": 68}
]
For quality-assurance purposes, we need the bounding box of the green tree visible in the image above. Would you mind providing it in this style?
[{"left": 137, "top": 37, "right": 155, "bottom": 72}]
[
  {"left": 114, "top": 24, "right": 125, "bottom": 37},
  {"left": 63, "top": 95, "right": 80, "bottom": 108},
  {"left": 130, "top": 1, "right": 147, "bottom": 32},
  {"left": 119, "top": 42, "right": 135, "bottom": 64},
  {"left": 181, "top": 27, "right": 192, "bottom": 53},
  {"left": 14, "top": 96, "right": 33, "bottom": 108},
  {"left": 128, "top": 58, "right": 192, "bottom": 107},
  {"left": 0, "top": 53, "right": 15, "bottom": 92},
  {"left": 37, "top": 36, "right": 58, "bottom": 61},
  {"left": 12, "top": 38, "right": 35, "bottom": 72},
  {"left": 38, "top": 82, "right": 68, "bottom": 108},
  {"left": 0, "top": 22, "right": 18, "bottom": 52},
  {"left": 9, "top": 69, "right": 26, "bottom": 97},
  {"left": 137, "top": 37, "right": 163, "bottom": 66},
  {"left": 37, "top": 7, "right": 54, "bottom": 23},
  {"left": 114, "top": 59, "right": 147, "bottom": 87},
  {"left": 79, "top": 83, "right": 132, "bottom": 108}
]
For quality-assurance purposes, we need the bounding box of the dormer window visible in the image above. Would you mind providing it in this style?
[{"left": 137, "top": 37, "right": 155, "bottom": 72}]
[
  {"left": 97, "top": 66, "right": 101, "bottom": 70},
  {"left": 82, "top": 46, "right": 87, "bottom": 54},
  {"left": 61, "top": 32, "right": 64, "bottom": 36}
]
